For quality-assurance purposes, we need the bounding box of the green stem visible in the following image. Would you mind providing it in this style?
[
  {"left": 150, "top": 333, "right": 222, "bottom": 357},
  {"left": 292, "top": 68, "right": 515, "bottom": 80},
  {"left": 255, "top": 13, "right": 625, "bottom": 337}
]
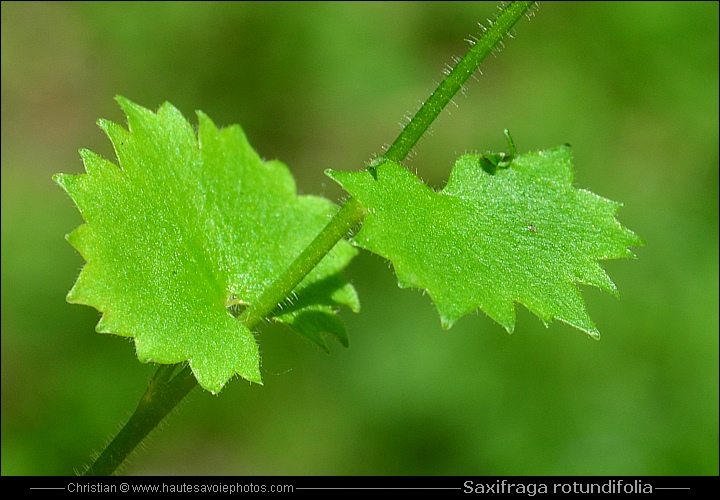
[
  {"left": 239, "top": 197, "right": 366, "bottom": 329},
  {"left": 384, "top": 0, "right": 534, "bottom": 163},
  {"left": 81, "top": 0, "right": 533, "bottom": 476},
  {"left": 83, "top": 365, "right": 197, "bottom": 476}
]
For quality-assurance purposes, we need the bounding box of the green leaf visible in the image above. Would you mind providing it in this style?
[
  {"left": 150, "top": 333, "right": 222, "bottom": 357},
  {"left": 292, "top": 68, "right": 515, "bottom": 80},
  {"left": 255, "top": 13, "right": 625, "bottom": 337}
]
[
  {"left": 327, "top": 145, "right": 643, "bottom": 337},
  {"left": 54, "top": 97, "right": 358, "bottom": 393}
]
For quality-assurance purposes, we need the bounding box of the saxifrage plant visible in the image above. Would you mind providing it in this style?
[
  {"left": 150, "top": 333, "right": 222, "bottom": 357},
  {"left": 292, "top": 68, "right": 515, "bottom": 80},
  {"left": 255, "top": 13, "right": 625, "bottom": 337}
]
[{"left": 53, "top": 1, "right": 643, "bottom": 475}]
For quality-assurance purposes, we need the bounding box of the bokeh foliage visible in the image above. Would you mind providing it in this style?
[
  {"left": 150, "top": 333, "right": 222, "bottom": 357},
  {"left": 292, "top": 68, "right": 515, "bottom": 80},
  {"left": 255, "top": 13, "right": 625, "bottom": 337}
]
[{"left": 2, "top": 1, "right": 717, "bottom": 475}]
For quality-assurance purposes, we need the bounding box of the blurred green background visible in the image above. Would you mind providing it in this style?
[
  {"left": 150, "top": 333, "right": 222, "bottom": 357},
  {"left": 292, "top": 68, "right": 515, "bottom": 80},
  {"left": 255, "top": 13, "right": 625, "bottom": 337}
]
[{"left": 2, "top": 1, "right": 717, "bottom": 476}]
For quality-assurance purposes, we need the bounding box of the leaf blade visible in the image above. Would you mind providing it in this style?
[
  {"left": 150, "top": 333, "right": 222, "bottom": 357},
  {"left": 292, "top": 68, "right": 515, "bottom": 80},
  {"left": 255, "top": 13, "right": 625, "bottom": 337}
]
[
  {"left": 54, "top": 97, "right": 358, "bottom": 393},
  {"left": 328, "top": 145, "right": 643, "bottom": 337}
]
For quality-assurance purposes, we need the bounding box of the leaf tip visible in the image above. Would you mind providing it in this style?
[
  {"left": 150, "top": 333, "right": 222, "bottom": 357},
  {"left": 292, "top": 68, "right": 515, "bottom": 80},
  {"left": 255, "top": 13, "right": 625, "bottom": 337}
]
[
  {"left": 567, "top": 319, "right": 601, "bottom": 340},
  {"left": 113, "top": 95, "right": 151, "bottom": 117},
  {"left": 440, "top": 316, "right": 455, "bottom": 330},
  {"left": 195, "top": 109, "right": 215, "bottom": 129}
]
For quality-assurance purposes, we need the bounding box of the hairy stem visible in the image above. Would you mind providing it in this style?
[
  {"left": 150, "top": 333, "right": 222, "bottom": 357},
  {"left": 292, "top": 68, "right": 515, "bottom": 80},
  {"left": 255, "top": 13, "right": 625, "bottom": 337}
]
[
  {"left": 239, "top": 197, "right": 366, "bottom": 329},
  {"left": 83, "top": 365, "right": 196, "bottom": 476},
  {"left": 81, "top": 0, "right": 534, "bottom": 476},
  {"left": 384, "top": 0, "right": 534, "bottom": 162}
]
